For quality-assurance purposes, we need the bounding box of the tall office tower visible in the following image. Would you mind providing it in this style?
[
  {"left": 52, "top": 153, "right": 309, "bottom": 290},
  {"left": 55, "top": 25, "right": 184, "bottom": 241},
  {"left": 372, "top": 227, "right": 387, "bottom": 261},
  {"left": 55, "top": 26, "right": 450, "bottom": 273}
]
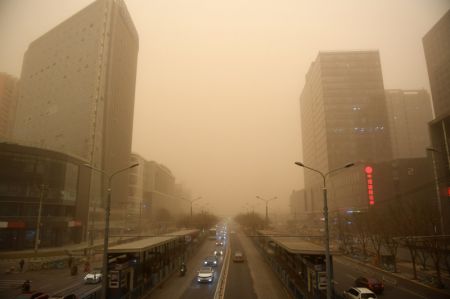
[
  {"left": 385, "top": 89, "right": 433, "bottom": 159},
  {"left": 14, "top": 0, "right": 139, "bottom": 216},
  {"left": 422, "top": 10, "right": 450, "bottom": 234},
  {"left": 423, "top": 10, "right": 450, "bottom": 118},
  {"left": 0, "top": 73, "right": 19, "bottom": 140},
  {"left": 300, "top": 51, "right": 392, "bottom": 212}
]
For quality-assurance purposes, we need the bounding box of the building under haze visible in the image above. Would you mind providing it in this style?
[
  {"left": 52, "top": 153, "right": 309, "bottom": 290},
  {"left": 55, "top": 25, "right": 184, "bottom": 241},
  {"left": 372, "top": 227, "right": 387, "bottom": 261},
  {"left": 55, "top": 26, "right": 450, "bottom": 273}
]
[
  {"left": 385, "top": 89, "right": 433, "bottom": 159},
  {"left": 423, "top": 10, "right": 450, "bottom": 118},
  {"left": 0, "top": 73, "right": 19, "bottom": 140},
  {"left": 13, "top": 0, "right": 139, "bottom": 225},
  {"left": 125, "top": 153, "right": 189, "bottom": 234},
  {"left": 422, "top": 9, "right": 450, "bottom": 234},
  {"left": 0, "top": 142, "right": 91, "bottom": 250},
  {"left": 299, "top": 51, "right": 393, "bottom": 216}
]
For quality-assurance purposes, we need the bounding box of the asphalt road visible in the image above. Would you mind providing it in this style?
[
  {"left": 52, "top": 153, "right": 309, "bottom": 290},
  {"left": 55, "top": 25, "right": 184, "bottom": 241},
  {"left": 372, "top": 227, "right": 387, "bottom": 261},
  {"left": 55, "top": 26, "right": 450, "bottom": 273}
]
[
  {"left": 334, "top": 256, "right": 450, "bottom": 299},
  {"left": 224, "top": 231, "right": 257, "bottom": 299},
  {"left": 225, "top": 228, "right": 289, "bottom": 299},
  {"left": 146, "top": 236, "right": 225, "bottom": 299}
]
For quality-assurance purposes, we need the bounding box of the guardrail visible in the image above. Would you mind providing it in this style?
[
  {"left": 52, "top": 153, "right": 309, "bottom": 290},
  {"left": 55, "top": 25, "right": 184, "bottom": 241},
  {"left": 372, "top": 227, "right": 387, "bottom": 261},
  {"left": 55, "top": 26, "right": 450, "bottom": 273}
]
[{"left": 214, "top": 241, "right": 231, "bottom": 299}]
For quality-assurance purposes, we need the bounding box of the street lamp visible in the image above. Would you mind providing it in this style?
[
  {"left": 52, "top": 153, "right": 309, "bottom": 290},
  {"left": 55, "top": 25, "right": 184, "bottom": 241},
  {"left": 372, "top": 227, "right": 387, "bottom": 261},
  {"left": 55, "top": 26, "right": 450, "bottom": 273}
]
[
  {"left": 34, "top": 184, "right": 48, "bottom": 254},
  {"left": 83, "top": 163, "right": 139, "bottom": 299},
  {"left": 426, "top": 147, "right": 445, "bottom": 235},
  {"left": 256, "top": 195, "right": 277, "bottom": 227},
  {"left": 294, "top": 161, "right": 354, "bottom": 299},
  {"left": 182, "top": 196, "right": 202, "bottom": 218}
]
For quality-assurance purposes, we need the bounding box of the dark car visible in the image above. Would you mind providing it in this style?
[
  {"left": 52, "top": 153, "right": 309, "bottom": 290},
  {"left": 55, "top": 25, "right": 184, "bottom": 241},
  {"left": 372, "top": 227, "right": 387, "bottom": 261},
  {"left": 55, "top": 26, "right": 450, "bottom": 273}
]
[
  {"left": 355, "top": 276, "right": 384, "bottom": 294},
  {"left": 203, "top": 256, "right": 218, "bottom": 267}
]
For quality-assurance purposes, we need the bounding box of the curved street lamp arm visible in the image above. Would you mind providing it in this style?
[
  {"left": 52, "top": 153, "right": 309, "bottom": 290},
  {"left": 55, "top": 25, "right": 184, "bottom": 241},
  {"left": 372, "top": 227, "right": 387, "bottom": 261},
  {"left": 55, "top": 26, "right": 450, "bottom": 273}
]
[
  {"left": 108, "top": 163, "right": 139, "bottom": 186},
  {"left": 324, "top": 162, "right": 355, "bottom": 179},
  {"left": 295, "top": 161, "right": 325, "bottom": 186}
]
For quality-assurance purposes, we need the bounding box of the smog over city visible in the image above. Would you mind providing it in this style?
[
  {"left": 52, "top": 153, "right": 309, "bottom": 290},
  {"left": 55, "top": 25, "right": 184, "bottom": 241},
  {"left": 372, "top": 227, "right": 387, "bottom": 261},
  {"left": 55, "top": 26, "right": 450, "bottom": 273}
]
[{"left": 0, "top": 1, "right": 449, "bottom": 299}]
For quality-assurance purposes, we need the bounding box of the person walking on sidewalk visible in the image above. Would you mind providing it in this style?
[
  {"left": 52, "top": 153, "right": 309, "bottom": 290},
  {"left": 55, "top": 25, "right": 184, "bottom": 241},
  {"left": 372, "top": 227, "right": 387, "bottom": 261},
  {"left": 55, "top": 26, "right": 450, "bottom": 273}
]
[
  {"left": 19, "top": 259, "right": 25, "bottom": 272},
  {"left": 84, "top": 261, "right": 90, "bottom": 273}
]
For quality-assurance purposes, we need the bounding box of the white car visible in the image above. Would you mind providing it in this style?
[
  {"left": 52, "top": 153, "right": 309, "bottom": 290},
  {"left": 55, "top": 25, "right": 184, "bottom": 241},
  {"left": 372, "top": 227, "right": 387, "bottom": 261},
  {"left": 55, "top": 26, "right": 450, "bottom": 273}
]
[
  {"left": 84, "top": 270, "right": 102, "bottom": 284},
  {"left": 197, "top": 266, "right": 214, "bottom": 283},
  {"left": 343, "top": 287, "right": 377, "bottom": 299}
]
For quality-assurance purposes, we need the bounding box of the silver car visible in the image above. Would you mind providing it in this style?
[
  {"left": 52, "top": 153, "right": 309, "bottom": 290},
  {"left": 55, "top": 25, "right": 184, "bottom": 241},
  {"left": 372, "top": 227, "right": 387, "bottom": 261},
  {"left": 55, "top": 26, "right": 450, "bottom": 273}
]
[
  {"left": 197, "top": 266, "right": 214, "bottom": 283},
  {"left": 83, "top": 269, "right": 102, "bottom": 284}
]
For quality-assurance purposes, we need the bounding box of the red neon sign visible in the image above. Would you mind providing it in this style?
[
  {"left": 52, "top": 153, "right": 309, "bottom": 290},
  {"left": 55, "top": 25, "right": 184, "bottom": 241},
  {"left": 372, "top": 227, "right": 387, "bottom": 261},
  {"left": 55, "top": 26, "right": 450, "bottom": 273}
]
[
  {"left": 364, "top": 166, "right": 373, "bottom": 174},
  {"left": 365, "top": 166, "right": 375, "bottom": 205}
]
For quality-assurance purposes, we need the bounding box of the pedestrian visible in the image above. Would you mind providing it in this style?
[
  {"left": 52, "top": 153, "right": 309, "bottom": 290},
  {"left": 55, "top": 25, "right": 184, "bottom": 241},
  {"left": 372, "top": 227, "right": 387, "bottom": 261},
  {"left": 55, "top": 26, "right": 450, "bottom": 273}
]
[
  {"left": 19, "top": 259, "right": 25, "bottom": 272},
  {"left": 68, "top": 256, "right": 73, "bottom": 268},
  {"left": 22, "top": 279, "right": 31, "bottom": 293},
  {"left": 84, "top": 261, "right": 90, "bottom": 273}
]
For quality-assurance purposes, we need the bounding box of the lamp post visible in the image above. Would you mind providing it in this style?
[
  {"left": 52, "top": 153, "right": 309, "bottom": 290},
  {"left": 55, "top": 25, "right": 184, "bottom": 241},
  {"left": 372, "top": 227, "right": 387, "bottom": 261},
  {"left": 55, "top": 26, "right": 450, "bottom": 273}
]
[
  {"left": 182, "top": 196, "right": 202, "bottom": 218},
  {"left": 181, "top": 196, "right": 201, "bottom": 228},
  {"left": 256, "top": 195, "right": 277, "bottom": 227},
  {"left": 294, "top": 161, "right": 354, "bottom": 299},
  {"left": 34, "top": 184, "right": 48, "bottom": 254},
  {"left": 83, "top": 163, "right": 139, "bottom": 299},
  {"left": 426, "top": 147, "right": 445, "bottom": 235}
]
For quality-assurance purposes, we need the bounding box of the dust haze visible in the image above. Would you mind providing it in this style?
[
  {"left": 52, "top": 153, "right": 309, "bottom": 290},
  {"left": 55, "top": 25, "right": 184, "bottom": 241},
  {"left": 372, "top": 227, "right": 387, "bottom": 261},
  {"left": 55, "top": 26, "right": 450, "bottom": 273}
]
[{"left": 1, "top": 0, "right": 449, "bottom": 216}]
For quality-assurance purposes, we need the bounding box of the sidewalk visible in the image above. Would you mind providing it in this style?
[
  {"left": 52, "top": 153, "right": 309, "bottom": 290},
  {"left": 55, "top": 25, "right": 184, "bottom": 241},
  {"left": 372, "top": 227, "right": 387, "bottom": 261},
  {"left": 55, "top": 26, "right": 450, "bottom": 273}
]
[{"left": 0, "top": 238, "right": 108, "bottom": 275}]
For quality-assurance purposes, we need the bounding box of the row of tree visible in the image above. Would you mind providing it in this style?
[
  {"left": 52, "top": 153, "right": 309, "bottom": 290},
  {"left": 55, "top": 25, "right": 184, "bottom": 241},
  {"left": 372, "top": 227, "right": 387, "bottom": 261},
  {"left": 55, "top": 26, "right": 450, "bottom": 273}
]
[{"left": 333, "top": 190, "right": 449, "bottom": 288}]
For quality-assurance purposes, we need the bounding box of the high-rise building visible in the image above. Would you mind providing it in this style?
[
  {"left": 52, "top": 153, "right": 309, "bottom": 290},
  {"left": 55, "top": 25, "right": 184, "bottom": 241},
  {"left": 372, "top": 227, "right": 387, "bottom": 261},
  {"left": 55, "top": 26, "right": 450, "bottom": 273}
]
[
  {"left": 385, "top": 89, "right": 433, "bottom": 159},
  {"left": 299, "top": 51, "right": 393, "bottom": 213},
  {"left": 423, "top": 10, "right": 450, "bottom": 118},
  {"left": 0, "top": 73, "right": 19, "bottom": 140},
  {"left": 13, "top": 0, "right": 139, "bottom": 217},
  {"left": 423, "top": 9, "right": 450, "bottom": 234}
]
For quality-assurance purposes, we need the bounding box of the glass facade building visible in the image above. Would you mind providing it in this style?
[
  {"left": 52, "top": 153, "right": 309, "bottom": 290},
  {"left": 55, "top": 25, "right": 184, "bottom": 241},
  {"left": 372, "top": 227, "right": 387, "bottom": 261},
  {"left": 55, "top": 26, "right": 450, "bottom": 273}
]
[{"left": 0, "top": 142, "right": 91, "bottom": 250}]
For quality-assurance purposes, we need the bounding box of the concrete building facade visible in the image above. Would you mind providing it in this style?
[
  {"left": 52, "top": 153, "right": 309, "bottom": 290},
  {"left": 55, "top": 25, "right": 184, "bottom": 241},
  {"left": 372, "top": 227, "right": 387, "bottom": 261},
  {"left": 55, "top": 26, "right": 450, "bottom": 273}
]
[
  {"left": 299, "top": 51, "right": 393, "bottom": 215},
  {"left": 385, "top": 89, "right": 433, "bottom": 159},
  {"left": 0, "top": 73, "right": 19, "bottom": 140},
  {"left": 125, "top": 153, "right": 189, "bottom": 234},
  {"left": 13, "top": 0, "right": 139, "bottom": 228},
  {"left": 423, "top": 10, "right": 450, "bottom": 118},
  {"left": 423, "top": 9, "right": 450, "bottom": 234}
]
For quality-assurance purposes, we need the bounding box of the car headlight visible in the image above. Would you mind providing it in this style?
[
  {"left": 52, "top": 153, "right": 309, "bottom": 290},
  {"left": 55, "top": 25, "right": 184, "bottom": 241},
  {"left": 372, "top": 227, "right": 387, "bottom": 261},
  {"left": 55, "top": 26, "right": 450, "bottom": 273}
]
[
  {"left": 197, "top": 278, "right": 201, "bottom": 282},
  {"left": 204, "top": 261, "right": 207, "bottom": 264},
  {"left": 214, "top": 261, "right": 217, "bottom": 264},
  {"left": 208, "top": 278, "right": 212, "bottom": 282}
]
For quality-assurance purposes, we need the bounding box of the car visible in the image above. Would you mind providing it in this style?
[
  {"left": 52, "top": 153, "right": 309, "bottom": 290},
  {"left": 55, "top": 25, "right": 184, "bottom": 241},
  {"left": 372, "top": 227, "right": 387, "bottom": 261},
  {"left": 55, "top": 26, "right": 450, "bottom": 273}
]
[
  {"left": 233, "top": 251, "right": 245, "bottom": 262},
  {"left": 203, "top": 256, "right": 218, "bottom": 266},
  {"left": 214, "top": 248, "right": 224, "bottom": 256},
  {"left": 197, "top": 266, "right": 215, "bottom": 283},
  {"left": 215, "top": 241, "right": 224, "bottom": 246},
  {"left": 354, "top": 276, "right": 384, "bottom": 294},
  {"left": 83, "top": 269, "right": 102, "bottom": 284},
  {"left": 343, "top": 287, "right": 377, "bottom": 299}
]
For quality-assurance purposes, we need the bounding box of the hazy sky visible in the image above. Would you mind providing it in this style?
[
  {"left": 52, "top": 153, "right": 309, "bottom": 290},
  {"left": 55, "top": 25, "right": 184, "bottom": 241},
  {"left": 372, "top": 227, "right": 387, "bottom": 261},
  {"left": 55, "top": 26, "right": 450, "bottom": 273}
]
[{"left": 1, "top": 0, "right": 449, "bottom": 216}]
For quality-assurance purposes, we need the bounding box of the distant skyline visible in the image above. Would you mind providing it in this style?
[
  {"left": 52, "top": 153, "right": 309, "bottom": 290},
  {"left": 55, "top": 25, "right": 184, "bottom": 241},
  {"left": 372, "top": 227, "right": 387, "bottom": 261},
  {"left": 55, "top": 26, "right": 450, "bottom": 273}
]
[{"left": 1, "top": 0, "right": 449, "bottom": 215}]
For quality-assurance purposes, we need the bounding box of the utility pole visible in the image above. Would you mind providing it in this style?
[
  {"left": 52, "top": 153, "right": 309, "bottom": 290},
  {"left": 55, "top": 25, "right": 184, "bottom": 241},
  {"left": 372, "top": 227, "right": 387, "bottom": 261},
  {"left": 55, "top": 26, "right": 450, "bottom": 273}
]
[{"left": 34, "top": 184, "right": 48, "bottom": 254}]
